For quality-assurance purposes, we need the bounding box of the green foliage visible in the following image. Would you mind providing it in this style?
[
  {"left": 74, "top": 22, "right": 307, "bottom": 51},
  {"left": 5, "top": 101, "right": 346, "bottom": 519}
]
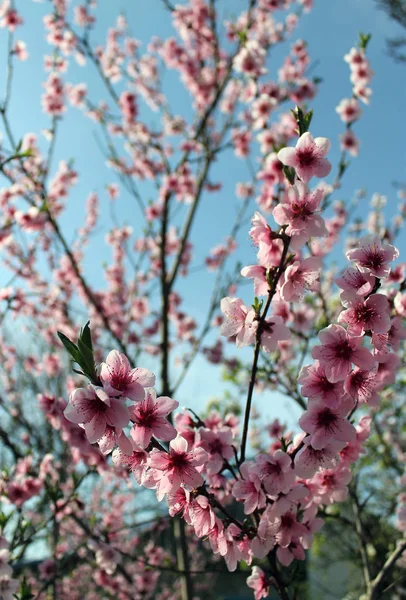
[{"left": 57, "top": 321, "right": 100, "bottom": 384}]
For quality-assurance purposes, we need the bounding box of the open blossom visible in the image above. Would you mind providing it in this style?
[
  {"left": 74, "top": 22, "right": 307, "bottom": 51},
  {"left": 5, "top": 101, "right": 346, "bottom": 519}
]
[
  {"left": 260, "top": 315, "right": 291, "bottom": 353},
  {"left": 335, "top": 98, "right": 362, "bottom": 123},
  {"left": 220, "top": 297, "right": 257, "bottom": 347},
  {"left": 246, "top": 566, "right": 269, "bottom": 600},
  {"left": 280, "top": 256, "right": 322, "bottom": 302},
  {"left": 339, "top": 293, "right": 391, "bottom": 335},
  {"left": 344, "top": 368, "right": 380, "bottom": 406},
  {"left": 294, "top": 438, "right": 344, "bottom": 479},
  {"left": 299, "top": 399, "right": 356, "bottom": 449},
  {"left": 64, "top": 385, "right": 130, "bottom": 444},
  {"left": 311, "top": 324, "right": 376, "bottom": 382},
  {"left": 346, "top": 235, "right": 399, "bottom": 278},
  {"left": 233, "top": 40, "right": 266, "bottom": 77},
  {"left": 299, "top": 362, "right": 344, "bottom": 409},
  {"left": 130, "top": 390, "right": 178, "bottom": 448},
  {"left": 232, "top": 463, "right": 266, "bottom": 514},
  {"left": 277, "top": 132, "right": 331, "bottom": 183},
  {"left": 148, "top": 435, "right": 208, "bottom": 500},
  {"left": 340, "top": 129, "right": 359, "bottom": 156},
  {"left": 335, "top": 266, "right": 375, "bottom": 300},
  {"left": 0, "top": 575, "right": 19, "bottom": 600},
  {"left": 100, "top": 350, "right": 155, "bottom": 401},
  {"left": 241, "top": 265, "right": 268, "bottom": 297},
  {"left": 250, "top": 450, "right": 295, "bottom": 496},
  {"left": 197, "top": 427, "right": 234, "bottom": 474},
  {"left": 273, "top": 182, "right": 327, "bottom": 248}
]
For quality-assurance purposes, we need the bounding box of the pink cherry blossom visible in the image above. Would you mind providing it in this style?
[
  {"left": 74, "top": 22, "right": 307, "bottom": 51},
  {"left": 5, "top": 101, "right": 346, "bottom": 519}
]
[
  {"left": 335, "top": 98, "right": 362, "bottom": 123},
  {"left": 240, "top": 265, "right": 268, "bottom": 296},
  {"left": 335, "top": 266, "right": 375, "bottom": 300},
  {"left": 232, "top": 463, "right": 266, "bottom": 515},
  {"left": 299, "top": 398, "right": 356, "bottom": 449},
  {"left": 277, "top": 132, "right": 331, "bottom": 183},
  {"left": 197, "top": 427, "right": 234, "bottom": 474},
  {"left": 346, "top": 236, "right": 399, "bottom": 278},
  {"left": 280, "top": 256, "right": 322, "bottom": 302},
  {"left": 246, "top": 566, "right": 269, "bottom": 600},
  {"left": 100, "top": 350, "right": 156, "bottom": 402},
  {"left": 260, "top": 315, "right": 291, "bottom": 353},
  {"left": 220, "top": 297, "right": 257, "bottom": 347},
  {"left": 250, "top": 450, "right": 295, "bottom": 495},
  {"left": 130, "top": 390, "right": 178, "bottom": 448},
  {"left": 294, "top": 439, "right": 344, "bottom": 479},
  {"left": 276, "top": 511, "right": 308, "bottom": 548},
  {"left": 273, "top": 182, "right": 327, "bottom": 247},
  {"left": 64, "top": 385, "right": 130, "bottom": 444},
  {"left": 148, "top": 435, "right": 208, "bottom": 500},
  {"left": 311, "top": 324, "right": 376, "bottom": 382},
  {"left": 344, "top": 368, "right": 379, "bottom": 406},
  {"left": 277, "top": 538, "right": 306, "bottom": 566},
  {"left": 339, "top": 293, "right": 391, "bottom": 335},
  {"left": 298, "top": 361, "right": 344, "bottom": 409}
]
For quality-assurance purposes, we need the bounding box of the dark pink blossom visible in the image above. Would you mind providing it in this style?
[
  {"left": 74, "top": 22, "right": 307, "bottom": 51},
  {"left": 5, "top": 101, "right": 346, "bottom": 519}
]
[
  {"left": 148, "top": 435, "right": 208, "bottom": 500},
  {"left": 197, "top": 427, "right": 234, "bottom": 474},
  {"left": 311, "top": 324, "right": 376, "bottom": 382},
  {"left": 344, "top": 368, "right": 379, "bottom": 406},
  {"left": 298, "top": 362, "right": 344, "bottom": 408},
  {"left": 299, "top": 399, "right": 356, "bottom": 449},
  {"left": 130, "top": 390, "right": 178, "bottom": 448}
]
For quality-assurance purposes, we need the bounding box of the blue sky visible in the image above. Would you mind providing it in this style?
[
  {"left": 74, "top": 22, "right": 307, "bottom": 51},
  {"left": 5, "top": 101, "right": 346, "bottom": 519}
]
[{"left": 1, "top": 0, "right": 405, "bottom": 428}]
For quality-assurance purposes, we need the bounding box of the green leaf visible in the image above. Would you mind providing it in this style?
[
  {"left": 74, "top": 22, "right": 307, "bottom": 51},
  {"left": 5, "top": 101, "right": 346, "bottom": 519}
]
[
  {"left": 79, "top": 320, "right": 93, "bottom": 351},
  {"left": 57, "top": 332, "right": 81, "bottom": 363},
  {"left": 283, "top": 165, "right": 296, "bottom": 185},
  {"left": 358, "top": 32, "right": 372, "bottom": 50}
]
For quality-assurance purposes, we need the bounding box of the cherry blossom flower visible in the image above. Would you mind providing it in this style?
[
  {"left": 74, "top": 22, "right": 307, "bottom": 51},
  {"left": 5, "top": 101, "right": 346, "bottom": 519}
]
[
  {"left": 232, "top": 463, "right": 266, "bottom": 514},
  {"left": 335, "top": 266, "right": 375, "bottom": 300},
  {"left": 260, "top": 315, "right": 291, "bottom": 353},
  {"left": 100, "top": 350, "right": 155, "bottom": 402},
  {"left": 344, "top": 368, "right": 379, "bottom": 406},
  {"left": 277, "top": 538, "right": 306, "bottom": 566},
  {"left": 346, "top": 236, "right": 399, "bottom": 278},
  {"left": 335, "top": 98, "right": 362, "bottom": 123},
  {"left": 240, "top": 265, "right": 268, "bottom": 296},
  {"left": 220, "top": 297, "right": 257, "bottom": 347},
  {"left": 280, "top": 256, "right": 322, "bottom": 302},
  {"left": 148, "top": 435, "right": 208, "bottom": 500},
  {"left": 130, "top": 390, "right": 178, "bottom": 448},
  {"left": 311, "top": 324, "right": 376, "bottom": 382},
  {"left": 277, "top": 132, "right": 331, "bottom": 183},
  {"left": 299, "top": 399, "right": 356, "bottom": 449},
  {"left": 294, "top": 437, "right": 344, "bottom": 479},
  {"left": 299, "top": 362, "right": 344, "bottom": 409},
  {"left": 273, "top": 182, "right": 327, "bottom": 248},
  {"left": 64, "top": 385, "right": 130, "bottom": 444},
  {"left": 339, "top": 293, "right": 391, "bottom": 335},
  {"left": 340, "top": 129, "right": 360, "bottom": 156},
  {"left": 197, "top": 427, "right": 234, "bottom": 474},
  {"left": 250, "top": 450, "right": 295, "bottom": 495},
  {"left": 246, "top": 566, "right": 270, "bottom": 600}
]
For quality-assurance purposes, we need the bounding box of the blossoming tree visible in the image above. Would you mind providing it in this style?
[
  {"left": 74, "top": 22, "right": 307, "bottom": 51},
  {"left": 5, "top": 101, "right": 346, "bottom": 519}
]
[{"left": 0, "top": 1, "right": 405, "bottom": 599}]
